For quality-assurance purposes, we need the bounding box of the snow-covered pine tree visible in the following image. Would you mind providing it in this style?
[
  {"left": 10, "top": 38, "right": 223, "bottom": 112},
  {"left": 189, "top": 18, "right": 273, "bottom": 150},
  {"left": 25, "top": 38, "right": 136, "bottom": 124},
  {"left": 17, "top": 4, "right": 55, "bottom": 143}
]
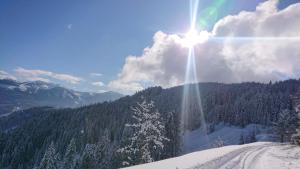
[
  {"left": 117, "top": 100, "right": 169, "bottom": 166},
  {"left": 292, "top": 129, "right": 300, "bottom": 145},
  {"left": 273, "top": 109, "right": 298, "bottom": 142},
  {"left": 213, "top": 136, "right": 225, "bottom": 148},
  {"left": 74, "top": 131, "right": 112, "bottom": 169},
  {"left": 292, "top": 111, "right": 300, "bottom": 145},
  {"left": 38, "top": 142, "right": 60, "bottom": 169},
  {"left": 61, "top": 138, "right": 77, "bottom": 169},
  {"left": 79, "top": 144, "right": 97, "bottom": 169}
]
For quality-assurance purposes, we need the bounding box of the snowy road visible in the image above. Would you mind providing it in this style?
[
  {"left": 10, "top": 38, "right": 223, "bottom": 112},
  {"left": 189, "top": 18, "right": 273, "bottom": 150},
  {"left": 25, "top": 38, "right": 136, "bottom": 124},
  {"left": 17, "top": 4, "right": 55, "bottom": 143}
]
[
  {"left": 193, "top": 143, "right": 295, "bottom": 169},
  {"left": 125, "top": 142, "right": 300, "bottom": 169}
]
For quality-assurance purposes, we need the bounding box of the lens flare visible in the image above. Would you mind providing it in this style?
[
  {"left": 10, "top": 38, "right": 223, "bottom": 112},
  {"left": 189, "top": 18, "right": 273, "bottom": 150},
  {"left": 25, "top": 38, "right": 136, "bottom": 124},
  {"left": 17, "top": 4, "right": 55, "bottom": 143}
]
[
  {"left": 198, "top": 0, "right": 228, "bottom": 30},
  {"left": 181, "top": 29, "right": 210, "bottom": 47},
  {"left": 181, "top": 0, "right": 209, "bottom": 152}
]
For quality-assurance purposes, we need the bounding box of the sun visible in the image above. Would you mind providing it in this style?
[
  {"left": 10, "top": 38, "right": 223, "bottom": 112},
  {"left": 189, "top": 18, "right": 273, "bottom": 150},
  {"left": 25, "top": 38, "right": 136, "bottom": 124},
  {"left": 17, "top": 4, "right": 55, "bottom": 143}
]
[{"left": 181, "top": 29, "right": 210, "bottom": 47}]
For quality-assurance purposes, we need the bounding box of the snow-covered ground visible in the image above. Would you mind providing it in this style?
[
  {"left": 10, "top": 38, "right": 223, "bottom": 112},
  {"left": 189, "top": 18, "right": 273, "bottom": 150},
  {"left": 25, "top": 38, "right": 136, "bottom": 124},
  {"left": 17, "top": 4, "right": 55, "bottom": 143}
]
[
  {"left": 125, "top": 142, "right": 300, "bottom": 169},
  {"left": 183, "top": 123, "right": 273, "bottom": 153}
]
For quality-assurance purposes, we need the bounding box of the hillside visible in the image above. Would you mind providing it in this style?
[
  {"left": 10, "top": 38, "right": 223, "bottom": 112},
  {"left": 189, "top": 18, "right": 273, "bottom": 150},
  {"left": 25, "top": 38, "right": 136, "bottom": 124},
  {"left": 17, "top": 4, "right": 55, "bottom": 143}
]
[
  {"left": 125, "top": 142, "right": 300, "bottom": 169},
  {"left": 182, "top": 123, "right": 273, "bottom": 153},
  {"left": 0, "top": 79, "right": 300, "bottom": 168}
]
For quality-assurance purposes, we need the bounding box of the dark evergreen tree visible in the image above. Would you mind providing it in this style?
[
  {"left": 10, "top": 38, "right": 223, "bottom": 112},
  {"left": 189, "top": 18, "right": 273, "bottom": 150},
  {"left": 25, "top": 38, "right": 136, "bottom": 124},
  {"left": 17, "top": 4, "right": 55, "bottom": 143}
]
[
  {"left": 38, "top": 142, "right": 60, "bottom": 169},
  {"left": 95, "top": 129, "right": 111, "bottom": 169},
  {"left": 239, "top": 134, "right": 245, "bottom": 145},
  {"left": 247, "top": 130, "right": 257, "bottom": 143},
  {"left": 164, "top": 112, "right": 180, "bottom": 157}
]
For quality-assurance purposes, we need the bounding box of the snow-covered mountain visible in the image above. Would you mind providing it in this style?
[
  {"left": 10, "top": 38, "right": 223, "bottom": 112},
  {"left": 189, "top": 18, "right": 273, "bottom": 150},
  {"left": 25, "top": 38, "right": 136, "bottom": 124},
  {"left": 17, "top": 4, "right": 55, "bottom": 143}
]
[
  {"left": 0, "top": 79, "right": 123, "bottom": 115},
  {"left": 125, "top": 142, "right": 300, "bottom": 169}
]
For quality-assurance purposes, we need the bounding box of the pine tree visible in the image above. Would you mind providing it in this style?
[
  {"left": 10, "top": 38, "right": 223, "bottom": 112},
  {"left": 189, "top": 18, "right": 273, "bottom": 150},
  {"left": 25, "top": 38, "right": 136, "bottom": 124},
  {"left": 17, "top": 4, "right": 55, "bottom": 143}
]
[
  {"left": 80, "top": 144, "right": 97, "bottom": 169},
  {"left": 292, "top": 111, "right": 300, "bottom": 145},
  {"left": 117, "top": 100, "right": 169, "bottom": 166},
  {"left": 239, "top": 134, "right": 245, "bottom": 145},
  {"left": 76, "top": 131, "right": 112, "bottom": 169},
  {"left": 250, "top": 130, "right": 257, "bottom": 143},
  {"left": 273, "top": 109, "right": 298, "bottom": 142},
  {"left": 62, "top": 138, "right": 77, "bottom": 169},
  {"left": 164, "top": 112, "right": 180, "bottom": 157},
  {"left": 38, "top": 142, "right": 60, "bottom": 169},
  {"left": 213, "top": 137, "right": 225, "bottom": 148},
  {"left": 292, "top": 129, "right": 300, "bottom": 145},
  {"left": 95, "top": 129, "right": 111, "bottom": 169}
]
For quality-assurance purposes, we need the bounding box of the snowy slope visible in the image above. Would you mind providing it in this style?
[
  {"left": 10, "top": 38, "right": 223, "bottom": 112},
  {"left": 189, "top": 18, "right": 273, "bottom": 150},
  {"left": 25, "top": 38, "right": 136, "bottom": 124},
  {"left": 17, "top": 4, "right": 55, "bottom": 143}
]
[
  {"left": 125, "top": 142, "right": 300, "bottom": 169},
  {"left": 183, "top": 123, "right": 273, "bottom": 153}
]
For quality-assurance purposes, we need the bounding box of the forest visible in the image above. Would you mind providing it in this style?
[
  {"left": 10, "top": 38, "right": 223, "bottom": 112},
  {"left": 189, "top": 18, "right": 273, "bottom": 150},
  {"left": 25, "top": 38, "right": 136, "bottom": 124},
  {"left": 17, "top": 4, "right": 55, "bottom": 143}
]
[{"left": 1, "top": 79, "right": 300, "bottom": 169}]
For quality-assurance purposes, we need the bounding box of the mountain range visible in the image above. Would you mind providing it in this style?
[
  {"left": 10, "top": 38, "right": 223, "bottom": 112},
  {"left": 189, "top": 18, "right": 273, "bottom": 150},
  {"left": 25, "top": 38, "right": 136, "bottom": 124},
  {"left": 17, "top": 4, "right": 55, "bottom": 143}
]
[{"left": 0, "top": 79, "right": 123, "bottom": 116}]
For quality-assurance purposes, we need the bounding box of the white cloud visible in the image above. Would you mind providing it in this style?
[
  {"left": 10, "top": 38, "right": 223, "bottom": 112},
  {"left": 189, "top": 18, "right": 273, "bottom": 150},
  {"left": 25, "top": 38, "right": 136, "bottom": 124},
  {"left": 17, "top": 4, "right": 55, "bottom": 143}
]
[
  {"left": 15, "top": 67, "right": 83, "bottom": 84},
  {"left": 0, "top": 70, "right": 17, "bottom": 80},
  {"left": 90, "top": 73, "right": 103, "bottom": 77},
  {"left": 91, "top": 81, "right": 105, "bottom": 87},
  {"left": 109, "top": 0, "right": 300, "bottom": 94},
  {"left": 67, "top": 24, "right": 72, "bottom": 30}
]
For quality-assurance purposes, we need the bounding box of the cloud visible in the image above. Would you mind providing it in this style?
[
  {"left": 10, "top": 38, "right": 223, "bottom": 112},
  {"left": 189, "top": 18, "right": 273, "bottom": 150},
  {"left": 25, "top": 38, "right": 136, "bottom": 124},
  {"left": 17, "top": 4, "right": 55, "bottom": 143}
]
[
  {"left": 15, "top": 67, "right": 83, "bottom": 84},
  {"left": 211, "top": 0, "right": 300, "bottom": 81},
  {"left": 90, "top": 73, "right": 103, "bottom": 77},
  {"left": 109, "top": 0, "right": 300, "bottom": 94},
  {"left": 91, "top": 81, "right": 105, "bottom": 87},
  {"left": 67, "top": 24, "right": 72, "bottom": 30},
  {"left": 0, "top": 70, "right": 17, "bottom": 80}
]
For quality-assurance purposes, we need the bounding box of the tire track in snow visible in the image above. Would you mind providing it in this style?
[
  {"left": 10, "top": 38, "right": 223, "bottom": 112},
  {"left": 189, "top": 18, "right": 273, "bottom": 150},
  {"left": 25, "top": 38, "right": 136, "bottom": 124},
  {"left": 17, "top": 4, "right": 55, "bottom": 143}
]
[
  {"left": 190, "top": 143, "right": 275, "bottom": 169},
  {"left": 241, "top": 145, "right": 269, "bottom": 169},
  {"left": 191, "top": 146, "right": 254, "bottom": 169}
]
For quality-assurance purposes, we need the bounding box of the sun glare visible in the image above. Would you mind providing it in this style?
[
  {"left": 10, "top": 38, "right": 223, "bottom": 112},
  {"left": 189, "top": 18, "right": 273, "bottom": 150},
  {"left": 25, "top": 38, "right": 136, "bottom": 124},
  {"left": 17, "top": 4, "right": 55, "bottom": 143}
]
[{"left": 181, "top": 29, "right": 210, "bottom": 47}]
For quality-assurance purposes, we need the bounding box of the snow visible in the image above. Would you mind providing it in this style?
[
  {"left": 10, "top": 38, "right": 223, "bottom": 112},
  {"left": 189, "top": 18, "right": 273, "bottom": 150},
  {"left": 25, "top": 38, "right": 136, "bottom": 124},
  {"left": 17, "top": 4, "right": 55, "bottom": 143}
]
[
  {"left": 41, "top": 84, "right": 49, "bottom": 89},
  {"left": 18, "top": 84, "right": 28, "bottom": 92},
  {"left": 7, "top": 86, "right": 16, "bottom": 90},
  {"left": 0, "top": 112, "right": 13, "bottom": 118},
  {"left": 30, "top": 83, "right": 51, "bottom": 93},
  {"left": 12, "top": 106, "right": 21, "bottom": 112},
  {"left": 73, "top": 92, "right": 81, "bottom": 97},
  {"left": 124, "top": 142, "right": 300, "bottom": 169},
  {"left": 183, "top": 123, "right": 273, "bottom": 153}
]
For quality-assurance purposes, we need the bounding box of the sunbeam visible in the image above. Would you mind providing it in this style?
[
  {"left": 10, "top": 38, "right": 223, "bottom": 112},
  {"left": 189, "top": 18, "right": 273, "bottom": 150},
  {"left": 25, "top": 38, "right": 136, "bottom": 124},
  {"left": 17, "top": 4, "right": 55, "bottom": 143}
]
[
  {"left": 181, "top": 0, "right": 209, "bottom": 151},
  {"left": 181, "top": 29, "right": 210, "bottom": 47}
]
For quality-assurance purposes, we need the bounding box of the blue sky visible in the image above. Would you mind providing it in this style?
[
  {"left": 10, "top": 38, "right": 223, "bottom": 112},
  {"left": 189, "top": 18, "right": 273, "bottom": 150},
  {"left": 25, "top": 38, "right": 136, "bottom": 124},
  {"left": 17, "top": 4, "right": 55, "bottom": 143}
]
[{"left": 0, "top": 0, "right": 299, "bottom": 93}]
